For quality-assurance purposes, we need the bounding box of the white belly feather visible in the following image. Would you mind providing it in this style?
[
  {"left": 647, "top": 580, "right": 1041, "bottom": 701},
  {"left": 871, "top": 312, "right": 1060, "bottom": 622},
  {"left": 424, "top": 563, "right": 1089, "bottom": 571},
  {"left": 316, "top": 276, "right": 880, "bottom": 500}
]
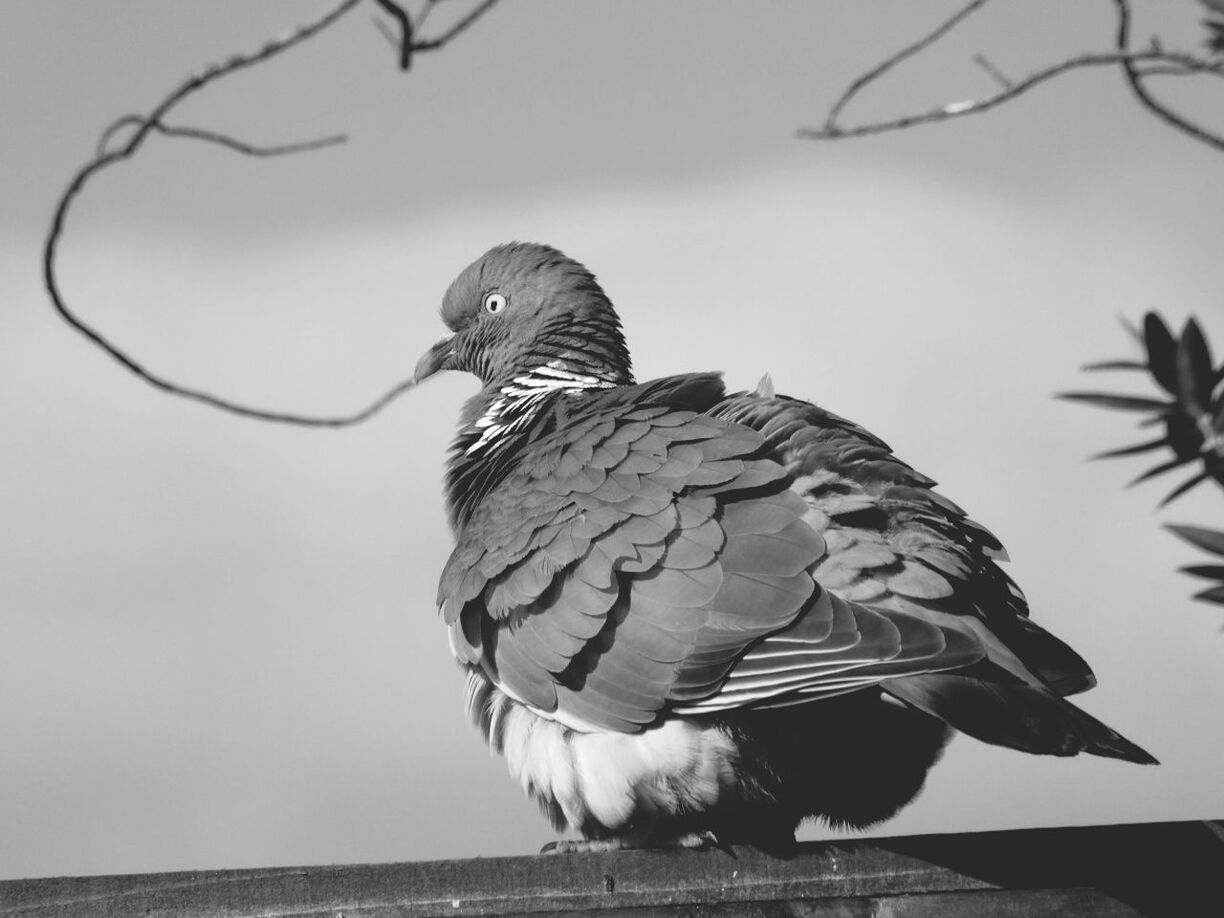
[{"left": 463, "top": 670, "right": 739, "bottom": 833}]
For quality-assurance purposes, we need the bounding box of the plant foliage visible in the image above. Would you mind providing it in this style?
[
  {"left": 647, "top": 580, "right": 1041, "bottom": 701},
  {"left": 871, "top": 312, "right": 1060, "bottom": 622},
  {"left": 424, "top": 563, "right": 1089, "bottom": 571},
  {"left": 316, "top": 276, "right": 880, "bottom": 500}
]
[{"left": 1061, "top": 312, "right": 1224, "bottom": 607}]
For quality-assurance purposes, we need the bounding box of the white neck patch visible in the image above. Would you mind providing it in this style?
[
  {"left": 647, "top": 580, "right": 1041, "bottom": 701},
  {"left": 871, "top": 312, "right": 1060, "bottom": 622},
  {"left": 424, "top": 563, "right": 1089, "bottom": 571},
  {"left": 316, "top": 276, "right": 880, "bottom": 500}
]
[{"left": 466, "top": 360, "right": 616, "bottom": 456}]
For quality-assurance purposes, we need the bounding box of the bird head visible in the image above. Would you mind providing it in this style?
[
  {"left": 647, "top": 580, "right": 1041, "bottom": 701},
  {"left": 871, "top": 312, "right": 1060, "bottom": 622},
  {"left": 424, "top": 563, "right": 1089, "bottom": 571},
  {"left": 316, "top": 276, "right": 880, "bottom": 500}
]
[{"left": 414, "top": 243, "right": 634, "bottom": 389}]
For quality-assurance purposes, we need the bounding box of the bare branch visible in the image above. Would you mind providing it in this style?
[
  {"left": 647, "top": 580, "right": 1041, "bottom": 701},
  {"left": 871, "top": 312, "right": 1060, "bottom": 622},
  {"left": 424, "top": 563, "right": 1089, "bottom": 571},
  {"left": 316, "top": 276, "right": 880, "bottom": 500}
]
[
  {"left": 801, "top": 49, "right": 1173, "bottom": 141},
  {"left": 1134, "top": 62, "right": 1224, "bottom": 80},
  {"left": 372, "top": 0, "right": 500, "bottom": 68},
  {"left": 372, "top": 0, "right": 414, "bottom": 69},
  {"left": 803, "top": 0, "right": 1224, "bottom": 152},
  {"left": 1113, "top": 0, "right": 1224, "bottom": 155},
  {"left": 49, "top": 0, "right": 509, "bottom": 427},
  {"left": 821, "top": 0, "right": 994, "bottom": 134},
  {"left": 413, "top": 0, "right": 501, "bottom": 52},
  {"left": 373, "top": 15, "right": 406, "bottom": 60},
  {"left": 973, "top": 54, "right": 1013, "bottom": 90},
  {"left": 98, "top": 114, "right": 347, "bottom": 159},
  {"left": 412, "top": 0, "right": 442, "bottom": 35},
  {"left": 44, "top": 0, "right": 430, "bottom": 428}
]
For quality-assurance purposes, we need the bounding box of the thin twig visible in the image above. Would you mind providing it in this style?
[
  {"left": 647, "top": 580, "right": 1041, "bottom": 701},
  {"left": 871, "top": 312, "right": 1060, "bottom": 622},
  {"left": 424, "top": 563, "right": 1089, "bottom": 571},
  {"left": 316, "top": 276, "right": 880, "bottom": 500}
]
[
  {"left": 98, "top": 114, "right": 347, "bottom": 159},
  {"left": 1135, "top": 62, "right": 1224, "bottom": 80},
  {"left": 973, "top": 53, "right": 1013, "bottom": 90},
  {"left": 413, "top": 0, "right": 441, "bottom": 35},
  {"left": 42, "top": 0, "right": 431, "bottom": 428},
  {"left": 1113, "top": 0, "right": 1224, "bottom": 154},
  {"left": 801, "top": 49, "right": 1175, "bottom": 140},
  {"left": 822, "top": 0, "right": 994, "bottom": 133},
  {"left": 373, "top": 16, "right": 405, "bottom": 59},
  {"left": 413, "top": 0, "right": 501, "bottom": 52},
  {"left": 150, "top": 123, "right": 348, "bottom": 156},
  {"left": 48, "top": 0, "right": 508, "bottom": 427},
  {"left": 371, "top": 0, "right": 499, "bottom": 65},
  {"left": 96, "top": 115, "right": 143, "bottom": 158},
  {"left": 803, "top": 0, "right": 1224, "bottom": 152},
  {"left": 372, "top": 0, "right": 414, "bottom": 69}
]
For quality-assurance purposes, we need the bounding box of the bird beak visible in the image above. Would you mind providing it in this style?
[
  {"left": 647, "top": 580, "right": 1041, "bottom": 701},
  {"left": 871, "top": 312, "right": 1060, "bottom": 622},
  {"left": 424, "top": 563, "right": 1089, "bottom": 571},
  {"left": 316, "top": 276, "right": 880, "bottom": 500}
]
[{"left": 414, "top": 333, "right": 457, "bottom": 383}]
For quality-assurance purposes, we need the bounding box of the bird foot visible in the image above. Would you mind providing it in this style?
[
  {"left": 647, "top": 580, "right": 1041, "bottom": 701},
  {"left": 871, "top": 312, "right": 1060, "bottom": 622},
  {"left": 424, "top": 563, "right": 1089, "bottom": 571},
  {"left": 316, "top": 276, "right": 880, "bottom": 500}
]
[
  {"left": 669, "top": 831, "right": 723, "bottom": 851},
  {"left": 540, "top": 831, "right": 722, "bottom": 855},
  {"left": 540, "top": 838, "right": 625, "bottom": 855}
]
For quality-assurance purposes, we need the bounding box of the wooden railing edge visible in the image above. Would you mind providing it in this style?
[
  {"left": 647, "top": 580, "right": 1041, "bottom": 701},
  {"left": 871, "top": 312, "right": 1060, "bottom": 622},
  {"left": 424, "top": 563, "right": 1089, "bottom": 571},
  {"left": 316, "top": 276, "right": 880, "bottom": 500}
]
[{"left": 2, "top": 818, "right": 1222, "bottom": 916}]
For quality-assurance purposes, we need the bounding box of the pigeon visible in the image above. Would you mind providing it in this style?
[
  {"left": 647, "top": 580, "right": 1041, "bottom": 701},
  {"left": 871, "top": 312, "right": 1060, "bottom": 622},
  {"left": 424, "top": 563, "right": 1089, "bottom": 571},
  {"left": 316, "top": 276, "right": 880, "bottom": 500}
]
[{"left": 413, "top": 242, "right": 1156, "bottom": 852}]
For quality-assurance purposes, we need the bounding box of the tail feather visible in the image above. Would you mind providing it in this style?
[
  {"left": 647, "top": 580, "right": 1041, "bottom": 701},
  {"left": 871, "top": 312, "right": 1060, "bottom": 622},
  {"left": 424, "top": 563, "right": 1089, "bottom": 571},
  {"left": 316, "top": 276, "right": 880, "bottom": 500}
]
[
  {"left": 988, "top": 614, "right": 1098, "bottom": 697},
  {"left": 884, "top": 673, "right": 1157, "bottom": 765}
]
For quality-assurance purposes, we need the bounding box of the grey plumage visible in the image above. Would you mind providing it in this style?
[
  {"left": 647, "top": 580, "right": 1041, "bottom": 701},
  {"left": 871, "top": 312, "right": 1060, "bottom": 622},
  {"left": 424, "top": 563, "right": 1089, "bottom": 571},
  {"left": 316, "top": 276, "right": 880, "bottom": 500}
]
[{"left": 414, "top": 242, "right": 1155, "bottom": 849}]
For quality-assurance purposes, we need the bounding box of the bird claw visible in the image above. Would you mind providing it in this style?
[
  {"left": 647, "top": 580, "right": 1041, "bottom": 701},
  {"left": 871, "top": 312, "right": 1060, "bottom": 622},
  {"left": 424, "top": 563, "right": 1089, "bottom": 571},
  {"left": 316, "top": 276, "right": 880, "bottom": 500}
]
[
  {"left": 672, "top": 830, "right": 723, "bottom": 851},
  {"left": 540, "top": 838, "right": 626, "bottom": 855},
  {"left": 540, "top": 831, "right": 723, "bottom": 855}
]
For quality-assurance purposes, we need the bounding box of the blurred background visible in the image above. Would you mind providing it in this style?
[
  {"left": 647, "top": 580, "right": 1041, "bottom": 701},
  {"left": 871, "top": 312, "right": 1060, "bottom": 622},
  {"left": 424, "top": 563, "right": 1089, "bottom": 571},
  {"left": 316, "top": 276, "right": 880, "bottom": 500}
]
[{"left": 2, "top": 0, "right": 1222, "bottom": 880}]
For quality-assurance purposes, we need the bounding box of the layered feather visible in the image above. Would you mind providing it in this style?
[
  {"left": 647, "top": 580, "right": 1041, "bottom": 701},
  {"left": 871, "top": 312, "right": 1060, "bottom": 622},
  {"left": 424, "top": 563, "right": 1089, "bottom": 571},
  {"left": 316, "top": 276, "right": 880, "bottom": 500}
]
[
  {"left": 429, "top": 243, "right": 1155, "bottom": 846},
  {"left": 438, "top": 373, "right": 1154, "bottom": 764},
  {"left": 713, "top": 389, "right": 1155, "bottom": 763}
]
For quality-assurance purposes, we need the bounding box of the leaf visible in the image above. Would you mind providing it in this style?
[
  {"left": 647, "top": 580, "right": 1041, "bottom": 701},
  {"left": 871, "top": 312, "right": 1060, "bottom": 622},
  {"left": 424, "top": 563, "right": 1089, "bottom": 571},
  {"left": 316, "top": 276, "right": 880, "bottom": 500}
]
[
  {"left": 1209, "top": 463, "right": 1224, "bottom": 488},
  {"left": 1206, "top": 19, "right": 1224, "bottom": 56},
  {"left": 1166, "top": 524, "right": 1224, "bottom": 558},
  {"left": 1082, "top": 360, "right": 1148, "bottom": 373},
  {"left": 1176, "top": 318, "right": 1214, "bottom": 412},
  {"left": 1160, "top": 470, "right": 1211, "bottom": 507},
  {"left": 1165, "top": 413, "right": 1207, "bottom": 460},
  {"left": 1130, "top": 454, "right": 1195, "bottom": 487},
  {"left": 1091, "top": 437, "right": 1170, "bottom": 460},
  {"left": 1057, "top": 392, "right": 1172, "bottom": 413},
  {"left": 1180, "top": 564, "right": 1224, "bottom": 581},
  {"left": 1193, "top": 585, "right": 1224, "bottom": 605},
  {"left": 1119, "top": 314, "right": 1144, "bottom": 346},
  {"left": 1143, "top": 312, "right": 1180, "bottom": 394}
]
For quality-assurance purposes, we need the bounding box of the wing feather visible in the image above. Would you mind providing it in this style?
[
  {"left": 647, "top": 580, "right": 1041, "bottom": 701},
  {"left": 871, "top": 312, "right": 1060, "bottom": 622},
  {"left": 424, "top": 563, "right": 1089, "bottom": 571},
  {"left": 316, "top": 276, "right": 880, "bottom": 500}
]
[{"left": 438, "top": 374, "right": 1134, "bottom": 759}]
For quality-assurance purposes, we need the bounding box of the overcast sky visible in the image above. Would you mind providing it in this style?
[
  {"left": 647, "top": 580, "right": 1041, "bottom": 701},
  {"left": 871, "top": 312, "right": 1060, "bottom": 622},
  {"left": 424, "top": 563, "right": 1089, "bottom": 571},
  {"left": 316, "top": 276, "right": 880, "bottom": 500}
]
[{"left": 3, "top": 0, "right": 1223, "bottom": 881}]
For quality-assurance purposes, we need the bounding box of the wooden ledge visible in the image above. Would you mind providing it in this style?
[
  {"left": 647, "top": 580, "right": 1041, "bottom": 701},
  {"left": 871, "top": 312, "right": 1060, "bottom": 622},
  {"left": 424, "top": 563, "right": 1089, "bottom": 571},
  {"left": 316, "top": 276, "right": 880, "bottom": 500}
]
[{"left": 3, "top": 819, "right": 1222, "bottom": 917}]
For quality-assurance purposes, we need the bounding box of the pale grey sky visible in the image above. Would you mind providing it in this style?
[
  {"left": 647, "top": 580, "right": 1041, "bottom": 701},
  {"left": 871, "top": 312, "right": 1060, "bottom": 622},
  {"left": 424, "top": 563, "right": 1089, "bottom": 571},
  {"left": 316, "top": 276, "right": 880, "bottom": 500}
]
[{"left": 2, "top": 0, "right": 1222, "bottom": 881}]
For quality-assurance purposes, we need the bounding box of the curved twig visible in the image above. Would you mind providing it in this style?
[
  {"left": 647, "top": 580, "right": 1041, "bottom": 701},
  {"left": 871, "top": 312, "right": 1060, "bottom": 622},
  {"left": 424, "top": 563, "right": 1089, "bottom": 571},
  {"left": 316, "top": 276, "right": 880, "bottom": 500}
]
[
  {"left": 803, "top": 0, "right": 1224, "bottom": 151},
  {"left": 43, "top": 0, "right": 418, "bottom": 428},
  {"left": 1114, "top": 0, "right": 1224, "bottom": 155},
  {"left": 412, "top": 0, "right": 500, "bottom": 52},
  {"left": 821, "top": 0, "right": 994, "bottom": 133},
  {"left": 48, "top": 0, "right": 503, "bottom": 427},
  {"left": 1135, "top": 62, "right": 1224, "bottom": 81},
  {"left": 973, "top": 54, "right": 1014, "bottom": 90},
  {"left": 98, "top": 114, "right": 348, "bottom": 159},
  {"left": 373, "top": 0, "right": 501, "bottom": 68},
  {"left": 801, "top": 49, "right": 1175, "bottom": 140},
  {"left": 373, "top": 0, "right": 415, "bottom": 69}
]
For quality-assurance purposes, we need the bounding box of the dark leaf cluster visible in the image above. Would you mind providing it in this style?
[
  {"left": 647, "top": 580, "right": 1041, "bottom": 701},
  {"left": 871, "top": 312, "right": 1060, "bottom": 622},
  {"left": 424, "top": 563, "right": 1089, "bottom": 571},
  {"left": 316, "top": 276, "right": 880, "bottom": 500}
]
[
  {"left": 1061, "top": 312, "right": 1224, "bottom": 609},
  {"left": 1060, "top": 312, "right": 1224, "bottom": 506},
  {"left": 1166, "top": 525, "right": 1224, "bottom": 607}
]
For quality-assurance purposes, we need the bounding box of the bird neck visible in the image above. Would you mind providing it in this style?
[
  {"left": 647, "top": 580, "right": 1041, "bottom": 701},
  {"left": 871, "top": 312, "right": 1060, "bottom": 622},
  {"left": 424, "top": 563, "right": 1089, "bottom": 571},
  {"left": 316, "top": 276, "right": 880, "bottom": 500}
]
[
  {"left": 444, "top": 358, "right": 633, "bottom": 529},
  {"left": 471, "top": 360, "right": 622, "bottom": 453}
]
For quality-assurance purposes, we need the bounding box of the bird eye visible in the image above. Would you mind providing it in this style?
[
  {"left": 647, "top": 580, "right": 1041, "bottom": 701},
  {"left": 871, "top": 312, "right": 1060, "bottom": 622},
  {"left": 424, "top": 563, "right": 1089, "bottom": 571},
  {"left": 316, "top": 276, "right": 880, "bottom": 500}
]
[{"left": 483, "top": 292, "right": 508, "bottom": 314}]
